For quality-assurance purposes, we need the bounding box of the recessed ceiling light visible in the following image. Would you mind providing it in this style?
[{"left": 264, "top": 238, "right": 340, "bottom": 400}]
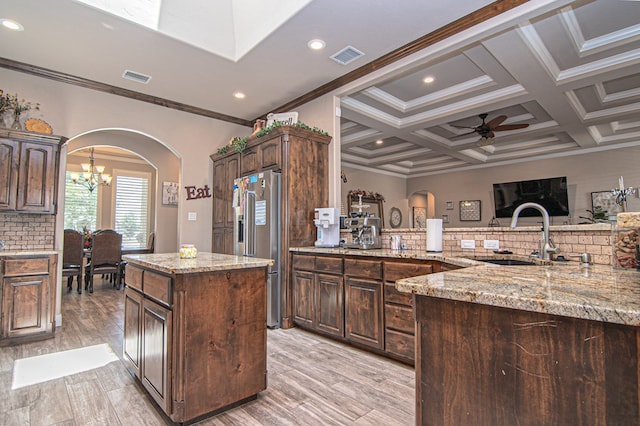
[
  {"left": 375, "top": 139, "right": 384, "bottom": 145},
  {"left": 233, "top": 92, "right": 246, "bottom": 99},
  {"left": 423, "top": 75, "right": 435, "bottom": 84},
  {"left": 307, "top": 39, "right": 326, "bottom": 50},
  {"left": 1, "top": 19, "right": 24, "bottom": 31}
]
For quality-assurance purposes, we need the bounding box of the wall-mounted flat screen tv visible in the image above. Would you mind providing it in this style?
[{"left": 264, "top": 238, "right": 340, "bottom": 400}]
[{"left": 493, "top": 176, "right": 569, "bottom": 218}]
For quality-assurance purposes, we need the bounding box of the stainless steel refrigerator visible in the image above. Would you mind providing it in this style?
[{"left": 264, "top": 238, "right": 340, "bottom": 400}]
[{"left": 233, "top": 170, "right": 281, "bottom": 328}]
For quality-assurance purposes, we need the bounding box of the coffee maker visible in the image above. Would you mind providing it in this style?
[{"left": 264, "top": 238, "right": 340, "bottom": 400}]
[
  {"left": 344, "top": 214, "right": 382, "bottom": 249},
  {"left": 314, "top": 208, "right": 340, "bottom": 247}
]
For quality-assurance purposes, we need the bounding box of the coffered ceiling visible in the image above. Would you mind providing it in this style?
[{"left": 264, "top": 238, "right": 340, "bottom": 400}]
[{"left": 339, "top": 0, "right": 640, "bottom": 177}]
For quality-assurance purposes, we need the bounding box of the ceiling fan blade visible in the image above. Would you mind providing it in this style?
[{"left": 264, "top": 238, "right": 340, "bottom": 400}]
[
  {"left": 450, "top": 124, "right": 476, "bottom": 130},
  {"left": 456, "top": 129, "right": 478, "bottom": 136},
  {"left": 493, "top": 123, "right": 529, "bottom": 131},
  {"left": 486, "top": 115, "right": 507, "bottom": 129}
]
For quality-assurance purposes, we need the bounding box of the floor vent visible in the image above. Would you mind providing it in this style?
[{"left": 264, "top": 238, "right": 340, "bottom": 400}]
[
  {"left": 122, "top": 70, "right": 152, "bottom": 84},
  {"left": 330, "top": 46, "right": 365, "bottom": 65}
]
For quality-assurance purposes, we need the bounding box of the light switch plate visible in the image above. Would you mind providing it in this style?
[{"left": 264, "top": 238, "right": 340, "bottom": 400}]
[
  {"left": 461, "top": 239, "right": 476, "bottom": 249},
  {"left": 188, "top": 212, "right": 197, "bottom": 221},
  {"left": 484, "top": 239, "right": 500, "bottom": 249}
]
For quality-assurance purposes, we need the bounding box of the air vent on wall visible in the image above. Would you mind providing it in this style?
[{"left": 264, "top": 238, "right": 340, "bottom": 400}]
[
  {"left": 122, "top": 69, "right": 152, "bottom": 84},
  {"left": 330, "top": 45, "right": 364, "bottom": 65}
]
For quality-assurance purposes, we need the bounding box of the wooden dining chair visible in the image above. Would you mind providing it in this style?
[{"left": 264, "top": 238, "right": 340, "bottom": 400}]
[
  {"left": 84, "top": 229, "right": 122, "bottom": 293},
  {"left": 62, "top": 229, "right": 84, "bottom": 294}
]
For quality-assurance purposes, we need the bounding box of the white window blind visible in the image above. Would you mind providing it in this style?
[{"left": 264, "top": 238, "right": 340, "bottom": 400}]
[
  {"left": 64, "top": 172, "right": 97, "bottom": 231},
  {"left": 114, "top": 174, "right": 149, "bottom": 249}
]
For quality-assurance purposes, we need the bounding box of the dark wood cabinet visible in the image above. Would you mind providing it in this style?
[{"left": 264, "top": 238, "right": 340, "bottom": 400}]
[
  {"left": 291, "top": 254, "right": 344, "bottom": 338},
  {"left": 345, "top": 277, "right": 383, "bottom": 350},
  {"left": 211, "top": 126, "right": 332, "bottom": 324},
  {"left": 123, "top": 262, "right": 268, "bottom": 423},
  {"left": 0, "top": 129, "right": 65, "bottom": 214},
  {"left": 382, "top": 261, "right": 433, "bottom": 363},
  {"left": 0, "top": 254, "right": 57, "bottom": 345},
  {"left": 212, "top": 153, "right": 239, "bottom": 254}
]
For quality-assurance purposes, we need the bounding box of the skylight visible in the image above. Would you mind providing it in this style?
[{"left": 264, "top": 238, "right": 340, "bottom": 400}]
[{"left": 76, "top": 0, "right": 312, "bottom": 61}]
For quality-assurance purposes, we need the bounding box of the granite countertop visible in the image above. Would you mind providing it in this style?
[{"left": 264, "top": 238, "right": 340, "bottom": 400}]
[
  {"left": 397, "top": 262, "right": 640, "bottom": 326},
  {"left": 0, "top": 250, "right": 59, "bottom": 257},
  {"left": 123, "top": 252, "right": 274, "bottom": 275},
  {"left": 291, "top": 246, "right": 640, "bottom": 327},
  {"left": 289, "top": 247, "right": 480, "bottom": 268}
]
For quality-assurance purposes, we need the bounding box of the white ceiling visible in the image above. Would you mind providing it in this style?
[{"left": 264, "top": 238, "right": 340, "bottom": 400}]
[
  {"left": 2, "top": 0, "right": 639, "bottom": 178},
  {"left": 340, "top": 0, "right": 640, "bottom": 177}
]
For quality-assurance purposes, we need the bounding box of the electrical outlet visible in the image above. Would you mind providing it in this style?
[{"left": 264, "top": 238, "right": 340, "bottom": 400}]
[
  {"left": 484, "top": 240, "right": 500, "bottom": 250},
  {"left": 188, "top": 212, "right": 197, "bottom": 221},
  {"left": 461, "top": 240, "right": 476, "bottom": 249}
]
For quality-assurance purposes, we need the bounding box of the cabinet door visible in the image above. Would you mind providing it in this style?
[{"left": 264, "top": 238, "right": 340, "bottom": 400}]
[
  {"left": 345, "top": 278, "right": 383, "bottom": 349},
  {"left": 123, "top": 288, "right": 143, "bottom": 378},
  {"left": 240, "top": 145, "right": 259, "bottom": 176},
  {"left": 141, "top": 298, "right": 172, "bottom": 413},
  {"left": 224, "top": 154, "right": 240, "bottom": 228},
  {"left": 0, "top": 138, "right": 19, "bottom": 211},
  {"left": 258, "top": 138, "right": 282, "bottom": 171},
  {"left": 16, "top": 142, "right": 56, "bottom": 213},
  {"left": 315, "top": 273, "right": 344, "bottom": 337},
  {"left": 292, "top": 270, "right": 314, "bottom": 328},
  {"left": 2, "top": 275, "right": 50, "bottom": 338},
  {"left": 212, "top": 160, "right": 226, "bottom": 228}
]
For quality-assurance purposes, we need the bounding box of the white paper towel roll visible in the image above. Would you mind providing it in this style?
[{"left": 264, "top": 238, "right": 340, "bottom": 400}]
[{"left": 426, "top": 218, "right": 443, "bottom": 252}]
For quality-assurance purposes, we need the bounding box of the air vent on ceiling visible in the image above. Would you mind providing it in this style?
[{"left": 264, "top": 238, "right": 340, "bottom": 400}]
[
  {"left": 330, "top": 45, "right": 364, "bottom": 65},
  {"left": 122, "top": 69, "right": 152, "bottom": 84}
]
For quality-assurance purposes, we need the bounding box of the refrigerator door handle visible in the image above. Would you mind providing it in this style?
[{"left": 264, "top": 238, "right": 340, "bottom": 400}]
[{"left": 244, "top": 191, "right": 256, "bottom": 257}]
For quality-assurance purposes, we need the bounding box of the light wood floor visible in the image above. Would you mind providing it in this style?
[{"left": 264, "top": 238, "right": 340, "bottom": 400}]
[{"left": 0, "top": 279, "right": 415, "bottom": 425}]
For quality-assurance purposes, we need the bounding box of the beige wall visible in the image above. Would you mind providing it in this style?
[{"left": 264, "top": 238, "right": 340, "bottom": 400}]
[{"left": 340, "top": 146, "right": 640, "bottom": 229}]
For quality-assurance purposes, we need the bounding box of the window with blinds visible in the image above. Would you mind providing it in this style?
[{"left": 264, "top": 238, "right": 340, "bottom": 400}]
[
  {"left": 64, "top": 172, "right": 98, "bottom": 231},
  {"left": 114, "top": 173, "right": 150, "bottom": 249}
]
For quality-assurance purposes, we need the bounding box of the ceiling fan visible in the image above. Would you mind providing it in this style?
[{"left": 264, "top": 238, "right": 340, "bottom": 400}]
[{"left": 453, "top": 113, "right": 529, "bottom": 146}]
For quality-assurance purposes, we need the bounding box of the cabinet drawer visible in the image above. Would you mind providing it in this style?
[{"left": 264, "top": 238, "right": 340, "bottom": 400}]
[
  {"left": 384, "top": 262, "right": 433, "bottom": 282},
  {"left": 385, "top": 303, "right": 414, "bottom": 334},
  {"left": 126, "top": 265, "right": 143, "bottom": 291},
  {"left": 385, "top": 328, "right": 415, "bottom": 362},
  {"left": 3, "top": 257, "right": 49, "bottom": 276},
  {"left": 384, "top": 283, "right": 413, "bottom": 306},
  {"left": 144, "top": 271, "right": 172, "bottom": 306},
  {"left": 315, "top": 256, "right": 343, "bottom": 274},
  {"left": 344, "top": 259, "right": 382, "bottom": 280},
  {"left": 292, "top": 254, "right": 315, "bottom": 271}
]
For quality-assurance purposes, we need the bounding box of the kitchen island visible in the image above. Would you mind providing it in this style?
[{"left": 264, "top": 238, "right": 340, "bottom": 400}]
[
  {"left": 121, "top": 252, "right": 273, "bottom": 424},
  {"left": 397, "top": 261, "right": 640, "bottom": 425}
]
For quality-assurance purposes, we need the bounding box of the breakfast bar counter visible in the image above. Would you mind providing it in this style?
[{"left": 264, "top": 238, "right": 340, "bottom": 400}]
[
  {"left": 395, "top": 261, "right": 640, "bottom": 425},
  {"left": 121, "top": 252, "right": 273, "bottom": 424}
]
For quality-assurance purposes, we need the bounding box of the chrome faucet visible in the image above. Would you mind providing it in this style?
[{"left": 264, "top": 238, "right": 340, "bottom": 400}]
[{"left": 510, "top": 202, "right": 558, "bottom": 261}]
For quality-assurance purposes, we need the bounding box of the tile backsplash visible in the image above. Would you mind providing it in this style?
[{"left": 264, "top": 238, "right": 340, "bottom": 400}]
[
  {"left": 342, "top": 224, "right": 613, "bottom": 265},
  {"left": 0, "top": 213, "right": 56, "bottom": 251}
]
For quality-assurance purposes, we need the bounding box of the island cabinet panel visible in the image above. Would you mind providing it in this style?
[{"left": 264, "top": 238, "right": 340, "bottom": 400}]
[
  {"left": 415, "top": 296, "right": 640, "bottom": 425},
  {"left": 123, "top": 288, "right": 143, "bottom": 378},
  {"left": 0, "top": 254, "right": 57, "bottom": 345},
  {"left": 0, "top": 130, "right": 65, "bottom": 214},
  {"left": 123, "top": 262, "right": 268, "bottom": 423}
]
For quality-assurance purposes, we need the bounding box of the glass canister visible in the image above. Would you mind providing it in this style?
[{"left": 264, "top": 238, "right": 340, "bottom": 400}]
[{"left": 179, "top": 244, "right": 198, "bottom": 259}]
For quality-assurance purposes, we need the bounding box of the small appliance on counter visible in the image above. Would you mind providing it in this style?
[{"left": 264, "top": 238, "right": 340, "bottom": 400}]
[
  {"left": 343, "top": 215, "right": 382, "bottom": 249},
  {"left": 314, "top": 207, "right": 341, "bottom": 247}
]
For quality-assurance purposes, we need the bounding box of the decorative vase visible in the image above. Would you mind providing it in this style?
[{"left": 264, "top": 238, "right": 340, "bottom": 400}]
[
  {"left": 2, "top": 110, "right": 13, "bottom": 128},
  {"left": 11, "top": 112, "right": 22, "bottom": 130}
]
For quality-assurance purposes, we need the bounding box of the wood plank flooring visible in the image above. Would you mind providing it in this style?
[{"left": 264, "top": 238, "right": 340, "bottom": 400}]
[{"left": 0, "top": 279, "right": 415, "bottom": 425}]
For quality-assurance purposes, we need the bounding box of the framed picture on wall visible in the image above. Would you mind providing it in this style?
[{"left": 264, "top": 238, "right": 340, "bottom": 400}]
[
  {"left": 460, "top": 200, "right": 481, "bottom": 221},
  {"left": 413, "top": 207, "right": 426, "bottom": 228},
  {"left": 591, "top": 191, "right": 621, "bottom": 216},
  {"left": 162, "top": 181, "right": 179, "bottom": 206}
]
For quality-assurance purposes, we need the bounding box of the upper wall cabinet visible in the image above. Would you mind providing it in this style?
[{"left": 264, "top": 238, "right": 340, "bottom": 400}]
[{"left": 0, "top": 129, "right": 67, "bottom": 214}]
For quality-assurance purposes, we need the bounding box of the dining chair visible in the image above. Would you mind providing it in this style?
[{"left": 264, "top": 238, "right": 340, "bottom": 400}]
[
  {"left": 62, "top": 229, "right": 84, "bottom": 294},
  {"left": 119, "top": 231, "right": 155, "bottom": 287},
  {"left": 84, "top": 229, "right": 122, "bottom": 293}
]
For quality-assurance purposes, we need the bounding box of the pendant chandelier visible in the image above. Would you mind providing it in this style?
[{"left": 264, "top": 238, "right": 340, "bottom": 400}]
[{"left": 70, "top": 148, "right": 112, "bottom": 192}]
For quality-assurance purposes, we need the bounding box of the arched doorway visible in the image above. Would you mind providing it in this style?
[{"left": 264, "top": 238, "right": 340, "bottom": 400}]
[{"left": 408, "top": 190, "right": 435, "bottom": 228}]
